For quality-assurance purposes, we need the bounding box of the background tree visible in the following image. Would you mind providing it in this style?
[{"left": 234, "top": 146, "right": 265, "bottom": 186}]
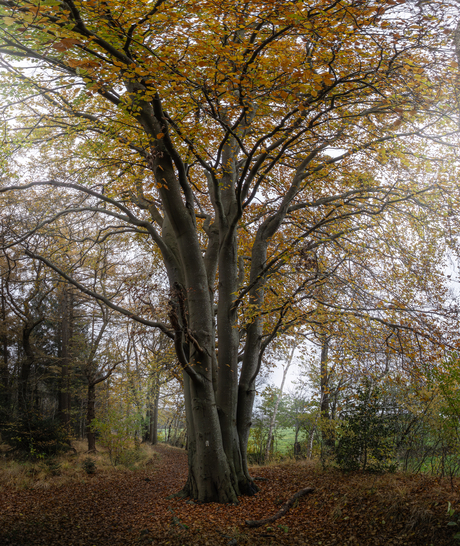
[{"left": 264, "top": 341, "right": 296, "bottom": 462}]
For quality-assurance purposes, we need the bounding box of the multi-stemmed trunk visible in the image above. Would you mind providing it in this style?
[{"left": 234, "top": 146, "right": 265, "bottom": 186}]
[
  {"left": 163, "top": 219, "right": 290, "bottom": 500},
  {"left": 144, "top": 131, "right": 264, "bottom": 501},
  {"left": 144, "top": 118, "right": 298, "bottom": 501}
]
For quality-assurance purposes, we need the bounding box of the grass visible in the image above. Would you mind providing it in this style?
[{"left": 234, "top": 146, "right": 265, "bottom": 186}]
[
  {"left": 0, "top": 439, "right": 160, "bottom": 490},
  {"left": 270, "top": 429, "right": 460, "bottom": 479},
  {"left": 274, "top": 427, "right": 300, "bottom": 453}
]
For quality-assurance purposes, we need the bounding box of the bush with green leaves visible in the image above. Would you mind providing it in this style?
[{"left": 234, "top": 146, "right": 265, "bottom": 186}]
[
  {"left": 82, "top": 457, "right": 97, "bottom": 475},
  {"left": 335, "top": 382, "right": 397, "bottom": 473},
  {"left": 91, "top": 406, "right": 143, "bottom": 466},
  {"left": 2, "top": 412, "right": 72, "bottom": 459},
  {"left": 446, "top": 502, "right": 460, "bottom": 541}
]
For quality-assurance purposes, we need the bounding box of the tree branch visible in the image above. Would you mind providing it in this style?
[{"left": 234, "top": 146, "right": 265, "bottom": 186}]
[{"left": 23, "top": 249, "right": 174, "bottom": 339}]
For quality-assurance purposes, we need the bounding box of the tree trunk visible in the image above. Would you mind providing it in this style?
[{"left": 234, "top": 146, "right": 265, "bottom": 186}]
[
  {"left": 181, "top": 375, "right": 243, "bottom": 503},
  {"left": 86, "top": 382, "right": 96, "bottom": 452},
  {"left": 236, "top": 236, "right": 271, "bottom": 493},
  {"left": 320, "top": 337, "right": 330, "bottom": 420},
  {"left": 0, "top": 276, "right": 8, "bottom": 412},
  {"left": 264, "top": 345, "right": 295, "bottom": 461},
  {"left": 19, "top": 323, "right": 36, "bottom": 414},
  {"left": 58, "top": 285, "right": 73, "bottom": 428},
  {"left": 147, "top": 156, "right": 258, "bottom": 502},
  {"left": 319, "top": 337, "right": 335, "bottom": 455},
  {"left": 144, "top": 402, "right": 151, "bottom": 442},
  {"left": 294, "top": 424, "right": 300, "bottom": 446},
  {"left": 149, "top": 389, "right": 159, "bottom": 445},
  {"left": 307, "top": 419, "right": 318, "bottom": 459}
]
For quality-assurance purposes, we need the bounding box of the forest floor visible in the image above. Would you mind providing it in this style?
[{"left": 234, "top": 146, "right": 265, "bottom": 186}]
[{"left": 1, "top": 443, "right": 459, "bottom": 546}]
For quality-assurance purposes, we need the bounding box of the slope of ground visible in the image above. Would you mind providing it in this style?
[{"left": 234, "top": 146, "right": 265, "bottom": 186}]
[{"left": 0, "top": 444, "right": 458, "bottom": 546}]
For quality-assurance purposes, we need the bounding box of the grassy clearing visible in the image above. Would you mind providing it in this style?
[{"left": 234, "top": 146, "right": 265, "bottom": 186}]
[
  {"left": 0, "top": 439, "right": 160, "bottom": 490},
  {"left": 274, "top": 427, "right": 299, "bottom": 453}
]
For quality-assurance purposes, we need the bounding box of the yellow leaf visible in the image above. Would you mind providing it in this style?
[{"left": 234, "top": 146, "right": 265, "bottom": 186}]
[
  {"left": 156, "top": 133, "right": 165, "bottom": 139},
  {"left": 135, "top": 66, "right": 149, "bottom": 76}
]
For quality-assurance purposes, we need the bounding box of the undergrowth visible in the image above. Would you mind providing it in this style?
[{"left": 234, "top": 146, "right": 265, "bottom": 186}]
[{"left": 0, "top": 440, "right": 160, "bottom": 490}]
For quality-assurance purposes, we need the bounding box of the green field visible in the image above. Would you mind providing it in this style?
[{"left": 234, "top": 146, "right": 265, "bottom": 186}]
[{"left": 272, "top": 428, "right": 305, "bottom": 454}]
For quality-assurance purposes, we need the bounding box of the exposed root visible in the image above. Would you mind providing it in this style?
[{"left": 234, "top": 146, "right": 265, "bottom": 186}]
[
  {"left": 245, "top": 487, "right": 315, "bottom": 528},
  {"left": 239, "top": 479, "right": 259, "bottom": 496},
  {"left": 166, "top": 490, "right": 188, "bottom": 500}
]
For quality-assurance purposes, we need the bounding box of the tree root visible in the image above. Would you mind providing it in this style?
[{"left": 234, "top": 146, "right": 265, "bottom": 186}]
[
  {"left": 166, "top": 490, "right": 188, "bottom": 500},
  {"left": 245, "top": 487, "right": 315, "bottom": 528}
]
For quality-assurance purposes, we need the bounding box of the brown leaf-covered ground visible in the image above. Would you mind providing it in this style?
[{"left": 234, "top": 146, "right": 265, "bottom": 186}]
[{"left": 1, "top": 445, "right": 459, "bottom": 545}]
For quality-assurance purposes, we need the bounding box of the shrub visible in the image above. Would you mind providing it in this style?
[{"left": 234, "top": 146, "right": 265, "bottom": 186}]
[
  {"left": 114, "top": 449, "right": 142, "bottom": 467},
  {"left": 91, "top": 407, "right": 143, "bottom": 466},
  {"left": 42, "top": 459, "right": 62, "bottom": 476},
  {"left": 335, "top": 382, "right": 397, "bottom": 473},
  {"left": 82, "top": 457, "right": 97, "bottom": 474}
]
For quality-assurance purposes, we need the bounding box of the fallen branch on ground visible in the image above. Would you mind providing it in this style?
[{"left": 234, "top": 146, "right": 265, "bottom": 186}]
[{"left": 245, "top": 487, "right": 315, "bottom": 528}]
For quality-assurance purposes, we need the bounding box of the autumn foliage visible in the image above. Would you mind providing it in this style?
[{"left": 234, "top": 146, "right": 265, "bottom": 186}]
[
  {"left": 0, "top": 0, "right": 460, "bottom": 503},
  {"left": 1, "top": 444, "right": 460, "bottom": 545}
]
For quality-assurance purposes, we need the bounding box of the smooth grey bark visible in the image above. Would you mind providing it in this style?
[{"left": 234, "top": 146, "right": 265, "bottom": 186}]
[
  {"left": 140, "top": 125, "right": 260, "bottom": 501},
  {"left": 307, "top": 415, "right": 319, "bottom": 459}
]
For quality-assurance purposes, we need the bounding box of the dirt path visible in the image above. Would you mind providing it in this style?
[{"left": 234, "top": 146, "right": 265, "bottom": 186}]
[
  {"left": 0, "top": 446, "right": 457, "bottom": 545},
  {"left": 0, "top": 445, "right": 188, "bottom": 546}
]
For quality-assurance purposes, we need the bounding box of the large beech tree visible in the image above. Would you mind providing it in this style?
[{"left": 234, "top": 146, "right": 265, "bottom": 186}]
[{"left": 0, "top": 0, "right": 459, "bottom": 502}]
